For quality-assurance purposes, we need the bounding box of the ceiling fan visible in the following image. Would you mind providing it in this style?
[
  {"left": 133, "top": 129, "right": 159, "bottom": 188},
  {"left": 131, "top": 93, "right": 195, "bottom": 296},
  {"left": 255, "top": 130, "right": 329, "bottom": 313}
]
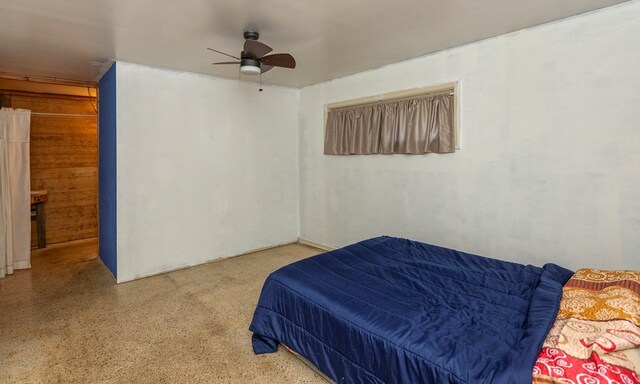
[{"left": 208, "top": 31, "right": 296, "bottom": 76}]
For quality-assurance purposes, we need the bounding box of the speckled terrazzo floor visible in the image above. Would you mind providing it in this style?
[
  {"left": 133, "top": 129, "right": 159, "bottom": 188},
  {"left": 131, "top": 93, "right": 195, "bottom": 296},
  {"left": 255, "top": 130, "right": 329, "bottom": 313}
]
[{"left": 0, "top": 239, "right": 328, "bottom": 383}]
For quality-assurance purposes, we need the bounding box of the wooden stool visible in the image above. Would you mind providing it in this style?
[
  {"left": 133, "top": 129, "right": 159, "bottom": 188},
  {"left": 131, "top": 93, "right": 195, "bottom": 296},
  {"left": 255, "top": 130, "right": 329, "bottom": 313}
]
[{"left": 30, "top": 190, "right": 48, "bottom": 249}]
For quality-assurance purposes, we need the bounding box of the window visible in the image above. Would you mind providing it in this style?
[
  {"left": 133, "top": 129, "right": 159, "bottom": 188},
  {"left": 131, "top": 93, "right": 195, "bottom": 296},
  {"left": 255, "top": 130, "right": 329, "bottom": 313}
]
[{"left": 324, "top": 83, "right": 458, "bottom": 155}]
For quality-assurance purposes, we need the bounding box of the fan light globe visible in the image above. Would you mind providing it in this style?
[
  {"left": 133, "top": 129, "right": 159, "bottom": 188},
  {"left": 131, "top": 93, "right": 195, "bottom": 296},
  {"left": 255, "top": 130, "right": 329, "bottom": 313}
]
[{"left": 240, "top": 65, "right": 261, "bottom": 75}]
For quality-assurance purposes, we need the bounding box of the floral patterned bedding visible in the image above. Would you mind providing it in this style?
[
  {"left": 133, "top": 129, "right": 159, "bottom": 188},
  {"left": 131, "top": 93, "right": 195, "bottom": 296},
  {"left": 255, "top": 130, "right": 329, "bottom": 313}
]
[{"left": 533, "top": 269, "right": 640, "bottom": 384}]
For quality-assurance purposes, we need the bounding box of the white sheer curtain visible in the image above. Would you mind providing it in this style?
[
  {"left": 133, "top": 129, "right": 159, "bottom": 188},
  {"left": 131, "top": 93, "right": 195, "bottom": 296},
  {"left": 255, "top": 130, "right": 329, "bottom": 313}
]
[{"left": 0, "top": 108, "right": 31, "bottom": 278}]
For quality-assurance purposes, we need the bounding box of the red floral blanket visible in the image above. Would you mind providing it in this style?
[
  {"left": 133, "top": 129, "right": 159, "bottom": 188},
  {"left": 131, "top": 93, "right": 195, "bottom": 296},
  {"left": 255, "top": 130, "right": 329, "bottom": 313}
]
[{"left": 533, "top": 269, "right": 640, "bottom": 383}]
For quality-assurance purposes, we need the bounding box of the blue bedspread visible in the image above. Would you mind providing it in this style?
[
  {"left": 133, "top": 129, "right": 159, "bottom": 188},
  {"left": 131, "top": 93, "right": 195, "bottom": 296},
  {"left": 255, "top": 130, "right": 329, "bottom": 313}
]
[{"left": 250, "top": 236, "right": 573, "bottom": 383}]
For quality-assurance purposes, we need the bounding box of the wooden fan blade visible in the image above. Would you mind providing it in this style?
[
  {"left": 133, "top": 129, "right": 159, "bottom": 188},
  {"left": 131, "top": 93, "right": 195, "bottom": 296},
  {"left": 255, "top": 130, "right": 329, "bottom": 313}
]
[
  {"left": 211, "top": 61, "right": 240, "bottom": 65},
  {"left": 207, "top": 48, "right": 240, "bottom": 60},
  {"left": 260, "top": 53, "right": 296, "bottom": 69},
  {"left": 244, "top": 40, "right": 272, "bottom": 59},
  {"left": 261, "top": 65, "right": 273, "bottom": 74}
]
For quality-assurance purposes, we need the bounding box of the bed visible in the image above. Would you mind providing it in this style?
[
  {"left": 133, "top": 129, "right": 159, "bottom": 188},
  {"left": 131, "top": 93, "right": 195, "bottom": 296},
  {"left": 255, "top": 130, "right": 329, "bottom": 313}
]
[{"left": 250, "top": 236, "right": 640, "bottom": 383}]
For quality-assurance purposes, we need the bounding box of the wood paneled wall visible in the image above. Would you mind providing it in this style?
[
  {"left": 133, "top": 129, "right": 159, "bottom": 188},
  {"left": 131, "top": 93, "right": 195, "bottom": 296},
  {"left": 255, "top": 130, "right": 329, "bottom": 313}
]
[{"left": 1, "top": 91, "right": 98, "bottom": 245}]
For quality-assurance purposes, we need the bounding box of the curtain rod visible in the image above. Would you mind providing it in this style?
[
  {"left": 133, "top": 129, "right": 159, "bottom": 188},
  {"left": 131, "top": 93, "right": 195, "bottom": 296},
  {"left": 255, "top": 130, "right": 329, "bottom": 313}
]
[
  {"left": 329, "top": 90, "right": 454, "bottom": 112},
  {"left": 30, "top": 112, "right": 97, "bottom": 117}
]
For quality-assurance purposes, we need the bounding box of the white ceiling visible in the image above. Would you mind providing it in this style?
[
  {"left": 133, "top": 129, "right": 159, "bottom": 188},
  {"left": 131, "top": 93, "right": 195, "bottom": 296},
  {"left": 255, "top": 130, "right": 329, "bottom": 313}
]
[{"left": 0, "top": 0, "right": 630, "bottom": 88}]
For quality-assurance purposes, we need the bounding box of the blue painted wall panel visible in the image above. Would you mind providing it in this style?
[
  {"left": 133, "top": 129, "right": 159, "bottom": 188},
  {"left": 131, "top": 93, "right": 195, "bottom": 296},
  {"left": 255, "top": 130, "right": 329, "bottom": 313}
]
[{"left": 98, "top": 64, "right": 117, "bottom": 279}]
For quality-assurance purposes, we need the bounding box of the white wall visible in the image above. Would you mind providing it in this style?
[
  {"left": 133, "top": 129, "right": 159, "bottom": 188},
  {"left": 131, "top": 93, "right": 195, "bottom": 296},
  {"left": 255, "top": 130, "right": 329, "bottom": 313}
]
[
  {"left": 115, "top": 62, "right": 299, "bottom": 282},
  {"left": 298, "top": 2, "right": 640, "bottom": 271}
]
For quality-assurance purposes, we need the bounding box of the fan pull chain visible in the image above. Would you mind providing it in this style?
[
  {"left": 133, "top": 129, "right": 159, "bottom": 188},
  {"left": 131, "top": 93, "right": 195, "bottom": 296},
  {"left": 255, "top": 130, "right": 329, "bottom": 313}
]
[{"left": 259, "top": 72, "right": 263, "bottom": 92}]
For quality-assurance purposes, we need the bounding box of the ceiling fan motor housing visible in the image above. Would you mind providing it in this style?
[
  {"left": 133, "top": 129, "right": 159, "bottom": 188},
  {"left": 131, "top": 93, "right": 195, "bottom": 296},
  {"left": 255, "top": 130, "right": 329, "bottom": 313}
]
[{"left": 243, "top": 30, "right": 260, "bottom": 40}]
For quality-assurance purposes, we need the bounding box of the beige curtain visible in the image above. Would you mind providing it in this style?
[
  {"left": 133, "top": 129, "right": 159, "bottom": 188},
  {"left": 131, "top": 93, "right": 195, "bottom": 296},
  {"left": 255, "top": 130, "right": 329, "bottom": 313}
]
[
  {"left": 324, "top": 104, "right": 382, "bottom": 155},
  {"left": 325, "top": 94, "right": 454, "bottom": 155}
]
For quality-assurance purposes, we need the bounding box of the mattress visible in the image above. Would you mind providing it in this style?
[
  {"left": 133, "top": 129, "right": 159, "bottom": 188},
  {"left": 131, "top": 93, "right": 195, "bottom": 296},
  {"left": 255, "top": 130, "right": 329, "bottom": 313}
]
[{"left": 250, "top": 236, "right": 573, "bottom": 383}]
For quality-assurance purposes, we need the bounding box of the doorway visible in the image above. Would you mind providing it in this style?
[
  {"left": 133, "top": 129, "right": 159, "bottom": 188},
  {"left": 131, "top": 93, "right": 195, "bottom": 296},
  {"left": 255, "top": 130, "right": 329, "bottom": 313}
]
[{"left": 0, "top": 77, "right": 98, "bottom": 270}]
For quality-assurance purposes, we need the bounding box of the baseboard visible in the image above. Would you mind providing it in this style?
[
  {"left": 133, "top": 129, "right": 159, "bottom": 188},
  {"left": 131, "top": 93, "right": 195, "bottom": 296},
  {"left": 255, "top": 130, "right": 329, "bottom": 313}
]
[
  {"left": 43, "top": 237, "right": 98, "bottom": 249},
  {"left": 297, "top": 238, "right": 336, "bottom": 251},
  {"left": 115, "top": 239, "right": 300, "bottom": 284}
]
